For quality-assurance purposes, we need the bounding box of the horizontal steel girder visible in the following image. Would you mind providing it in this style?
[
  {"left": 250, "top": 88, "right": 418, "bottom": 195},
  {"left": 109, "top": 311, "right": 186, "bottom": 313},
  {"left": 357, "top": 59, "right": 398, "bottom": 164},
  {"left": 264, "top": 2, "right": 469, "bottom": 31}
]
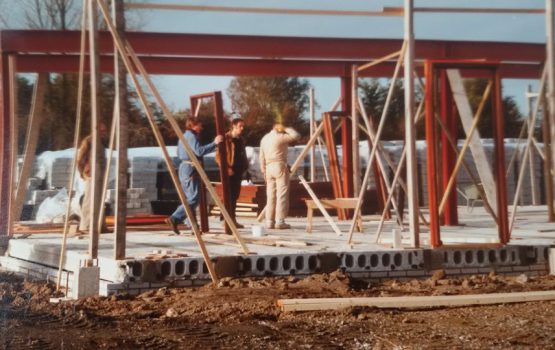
[{"left": 0, "top": 30, "right": 545, "bottom": 78}]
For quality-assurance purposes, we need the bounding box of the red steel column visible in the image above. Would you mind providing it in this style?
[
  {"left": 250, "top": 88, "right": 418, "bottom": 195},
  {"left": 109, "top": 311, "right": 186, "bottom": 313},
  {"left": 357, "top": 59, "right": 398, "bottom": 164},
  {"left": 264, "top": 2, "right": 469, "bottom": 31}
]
[
  {"left": 440, "top": 70, "right": 459, "bottom": 225},
  {"left": 190, "top": 97, "right": 210, "bottom": 232},
  {"left": 492, "top": 70, "right": 510, "bottom": 244},
  {"left": 425, "top": 62, "right": 441, "bottom": 247},
  {"left": 213, "top": 91, "right": 233, "bottom": 234},
  {"left": 322, "top": 112, "right": 346, "bottom": 219},
  {"left": 341, "top": 75, "right": 354, "bottom": 218},
  {"left": 0, "top": 52, "right": 12, "bottom": 238}
]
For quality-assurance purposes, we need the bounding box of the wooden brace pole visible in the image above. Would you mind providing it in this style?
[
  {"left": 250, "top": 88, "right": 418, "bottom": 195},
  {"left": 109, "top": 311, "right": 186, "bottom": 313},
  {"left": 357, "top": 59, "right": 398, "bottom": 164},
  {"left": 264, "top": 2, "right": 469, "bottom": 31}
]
[
  {"left": 97, "top": 107, "right": 118, "bottom": 233},
  {"left": 57, "top": 2, "right": 88, "bottom": 291},
  {"left": 347, "top": 42, "right": 406, "bottom": 245},
  {"left": 357, "top": 49, "right": 402, "bottom": 73},
  {"left": 374, "top": 98, "right": 427, "bottom": 243},
  {"left": 509, "top": 65, "right": 547, "bottom": 232},
  {"left": 438, "top": 81, "right": 492, "bottom": 215},
  {"left": 12, "top": 74, "right": 47, "bottom": 225},
  {"left": 7, "top": 55, "right": 17, "bottom": 235},
  {"left": 96, "top": 0, "right": 225, "bottom": 282}
]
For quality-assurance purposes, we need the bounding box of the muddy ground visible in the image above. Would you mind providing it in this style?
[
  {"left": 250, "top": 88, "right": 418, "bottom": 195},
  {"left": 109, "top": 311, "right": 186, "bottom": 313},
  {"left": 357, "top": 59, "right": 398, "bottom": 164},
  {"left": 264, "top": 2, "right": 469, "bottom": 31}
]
[{"left": 1, "top": 271, "right": 555, "bottom": 349}]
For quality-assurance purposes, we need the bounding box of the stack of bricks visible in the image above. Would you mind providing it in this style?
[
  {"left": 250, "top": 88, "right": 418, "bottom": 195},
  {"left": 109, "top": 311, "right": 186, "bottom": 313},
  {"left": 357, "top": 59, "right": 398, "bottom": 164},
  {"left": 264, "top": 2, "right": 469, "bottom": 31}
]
[
  {"left": 47, "top": 157, "right": 73, "bottom": 189},
  {"left": 129, "top": 157, "right": 159, "bottom": 202},
  {"left": 105, "top": 188, "right": 152, "bottom": 216}
]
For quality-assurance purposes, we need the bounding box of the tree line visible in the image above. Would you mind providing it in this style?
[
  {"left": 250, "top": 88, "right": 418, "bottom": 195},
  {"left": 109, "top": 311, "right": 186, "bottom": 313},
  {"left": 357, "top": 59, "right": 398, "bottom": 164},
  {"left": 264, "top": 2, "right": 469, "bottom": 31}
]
[{"left": 16, "top": 74, "right": 525, "bottom": 154}]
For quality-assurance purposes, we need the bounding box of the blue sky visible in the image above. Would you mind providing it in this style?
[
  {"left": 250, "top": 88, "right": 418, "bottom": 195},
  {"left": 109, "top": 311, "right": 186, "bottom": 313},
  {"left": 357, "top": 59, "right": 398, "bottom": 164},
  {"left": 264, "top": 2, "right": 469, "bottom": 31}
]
[
  {"left": 133, "top": 0, "right": 545, "bottom": 118},
  {"left": 2, "top": 0, "right": 547, "bottom": 118}
]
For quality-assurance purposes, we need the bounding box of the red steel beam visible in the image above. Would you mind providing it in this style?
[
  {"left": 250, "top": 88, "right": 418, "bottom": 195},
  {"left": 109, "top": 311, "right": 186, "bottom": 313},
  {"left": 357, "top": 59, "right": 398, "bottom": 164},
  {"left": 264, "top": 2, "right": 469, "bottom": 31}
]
[
  {"left": 440, "top": 70, "right": 458, "bottom": 226},
  {"left": 13, "top": 55, "right": 543, "bottom": 79},
  {"left": 0, "top": 30, "right": 546, "bottom": 64},
  {"left": 212, "top": 91, "right": 233, "bottom": 234},
  {"left": 425, "top": 61, "right": 441, "bottom": 247},
  {"left": 322, "top": 113, "right": 346, "bottom": 220},
  {"left": 492, "top": 70, "right": 510, "bottom": 244},
  {"left": 340, "top": 75, "right": 354, "bottom": 218}
]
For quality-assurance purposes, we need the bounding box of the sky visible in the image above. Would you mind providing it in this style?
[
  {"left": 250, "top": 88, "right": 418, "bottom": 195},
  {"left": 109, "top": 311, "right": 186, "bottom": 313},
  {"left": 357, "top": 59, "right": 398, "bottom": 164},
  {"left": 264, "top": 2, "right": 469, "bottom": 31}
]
[
  {"left": 134, "top": 0, "right": 546, "bottom": 117},
  {"left": 1, "top": 0, "right": 548, "bottom": 118}
]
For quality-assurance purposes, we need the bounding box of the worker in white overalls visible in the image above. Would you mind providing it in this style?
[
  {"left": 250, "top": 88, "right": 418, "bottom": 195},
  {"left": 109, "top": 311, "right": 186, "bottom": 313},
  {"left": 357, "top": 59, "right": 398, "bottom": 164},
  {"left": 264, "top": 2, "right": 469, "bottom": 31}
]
[{"left": 259, "top": 123, "right": 300, "bottom": 229}]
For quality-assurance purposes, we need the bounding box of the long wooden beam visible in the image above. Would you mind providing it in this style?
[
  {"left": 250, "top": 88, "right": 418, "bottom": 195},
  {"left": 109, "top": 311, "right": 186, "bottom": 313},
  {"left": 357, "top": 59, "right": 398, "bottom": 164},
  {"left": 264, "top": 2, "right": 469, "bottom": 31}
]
[
  {"left": 88, "top": 0, "right": 102, "bottom": 261},
  {"left": 57, "top": 3, "right": 88, "bottom": 291},
  {"left": 113, "top": 0, "right": 128, "bottom": 260},
  {"left": 126, "top": 3, "right": 398, "bottom": 17},
  {"left": 278, "top": 290, "right": 555, "bottom": 312},
  {"left": 385, "top": 6, "right": 544, "bottom": 15},
  {"left": 7, "top": 55, "right": 17, "bottom": 235}
]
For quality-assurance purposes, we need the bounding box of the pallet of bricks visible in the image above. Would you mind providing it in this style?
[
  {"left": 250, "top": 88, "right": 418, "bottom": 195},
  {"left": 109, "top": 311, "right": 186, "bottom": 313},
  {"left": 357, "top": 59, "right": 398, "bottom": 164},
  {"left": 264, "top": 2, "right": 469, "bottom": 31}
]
[{"left": 129, "top": 156, "right": 159, "bottom": 204}]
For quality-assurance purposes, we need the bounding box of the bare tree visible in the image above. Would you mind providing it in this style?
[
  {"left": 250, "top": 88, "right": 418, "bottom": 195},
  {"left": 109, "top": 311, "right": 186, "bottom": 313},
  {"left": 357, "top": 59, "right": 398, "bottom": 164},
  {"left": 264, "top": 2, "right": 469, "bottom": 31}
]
[{"left": 22, "top": 0, "right": 79, "bottom": 30}]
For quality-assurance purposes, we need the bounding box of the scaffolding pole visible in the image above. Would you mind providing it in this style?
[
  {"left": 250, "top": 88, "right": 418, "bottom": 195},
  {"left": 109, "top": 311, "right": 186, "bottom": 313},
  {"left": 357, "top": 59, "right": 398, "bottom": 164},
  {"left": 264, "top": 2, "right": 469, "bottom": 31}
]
[{"left": 404, "top": 0, "right": 420, "bottom": 247}]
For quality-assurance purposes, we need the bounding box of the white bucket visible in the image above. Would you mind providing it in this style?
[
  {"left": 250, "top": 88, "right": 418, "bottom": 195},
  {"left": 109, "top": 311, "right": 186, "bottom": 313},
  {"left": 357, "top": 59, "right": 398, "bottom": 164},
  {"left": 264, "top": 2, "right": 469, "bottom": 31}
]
[
  {"left": 392, "top": 228, "right": 402, "bottom": 249},
  {"left": 252, "top": 225, "right": 265, "bottom": 237}
]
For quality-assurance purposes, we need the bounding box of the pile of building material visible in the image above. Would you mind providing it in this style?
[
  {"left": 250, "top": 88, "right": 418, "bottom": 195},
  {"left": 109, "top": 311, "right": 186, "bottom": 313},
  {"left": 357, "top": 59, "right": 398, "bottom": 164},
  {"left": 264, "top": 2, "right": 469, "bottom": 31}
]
[
  {"left": 105, "top": 188, "right": 152, "bottom": 216},
  {"left": 129, "top": 157, "right": 159, "bottom": 202}
]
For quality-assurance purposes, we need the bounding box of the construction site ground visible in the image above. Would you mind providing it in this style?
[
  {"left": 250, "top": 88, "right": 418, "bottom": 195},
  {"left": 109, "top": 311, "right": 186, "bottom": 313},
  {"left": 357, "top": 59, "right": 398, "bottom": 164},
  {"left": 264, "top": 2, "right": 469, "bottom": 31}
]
[
  {"left": 1, "top": 270, "right": 555, "bottom": 349},
  {"left": 2, "top": 205, "right": 555, "bottom": 348}
]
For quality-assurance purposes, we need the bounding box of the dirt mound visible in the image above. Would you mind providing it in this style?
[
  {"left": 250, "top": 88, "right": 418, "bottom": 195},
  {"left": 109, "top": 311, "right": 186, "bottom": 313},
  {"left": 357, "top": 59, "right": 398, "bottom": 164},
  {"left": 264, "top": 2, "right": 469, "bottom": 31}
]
[{"left": 2, "top": 271, "right": 555, "bottom": 348}]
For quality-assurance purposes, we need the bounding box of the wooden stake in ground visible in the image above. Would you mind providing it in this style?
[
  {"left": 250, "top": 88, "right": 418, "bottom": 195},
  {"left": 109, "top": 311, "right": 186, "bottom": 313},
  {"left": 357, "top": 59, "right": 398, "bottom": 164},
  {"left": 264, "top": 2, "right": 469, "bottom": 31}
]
[
  {"left": 346, "top": 42, "right": 406, "bottom": 245},
  {"left": 113, "top": 0, "right": 128, "bottom": 260},
  {"left": 7, "top": 55, "right": 17, "bottom": 235},
  {"left": 57, "top": 2, "right": 88, "bottom": 292},
  {"left": 87, "top": 0, "right": 103, "bottom": 261},
  {"left": 96, "top": 0, "right": 223, "bottom": 283}
]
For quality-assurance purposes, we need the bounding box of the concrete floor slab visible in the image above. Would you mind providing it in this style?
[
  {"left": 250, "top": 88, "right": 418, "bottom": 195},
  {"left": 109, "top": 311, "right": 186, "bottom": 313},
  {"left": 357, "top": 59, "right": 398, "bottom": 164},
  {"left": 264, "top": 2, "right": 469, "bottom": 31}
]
[{"left": 2, "top": 205, "right": 554, "bottom": 296}]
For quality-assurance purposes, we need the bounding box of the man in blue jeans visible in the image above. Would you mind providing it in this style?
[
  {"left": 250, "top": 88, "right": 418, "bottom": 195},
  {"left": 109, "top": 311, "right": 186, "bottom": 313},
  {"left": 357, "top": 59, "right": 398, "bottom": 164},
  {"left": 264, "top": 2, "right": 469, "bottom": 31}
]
[{"left": 166, "top": 117, "right": 223, "bottom": 234}]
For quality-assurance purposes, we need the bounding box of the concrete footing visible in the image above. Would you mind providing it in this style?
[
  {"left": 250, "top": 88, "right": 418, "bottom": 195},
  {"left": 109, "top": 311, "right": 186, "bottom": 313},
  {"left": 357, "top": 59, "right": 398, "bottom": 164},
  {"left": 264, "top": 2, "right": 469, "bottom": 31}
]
[{"left": 73, "top": 260, "right": 100, "bottom": 299}]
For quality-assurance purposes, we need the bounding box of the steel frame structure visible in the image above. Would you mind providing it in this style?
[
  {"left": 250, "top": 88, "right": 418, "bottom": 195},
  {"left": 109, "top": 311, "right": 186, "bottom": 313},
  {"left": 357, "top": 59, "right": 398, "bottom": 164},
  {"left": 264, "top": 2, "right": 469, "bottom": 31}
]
[
  {"left": 189, "top": 91, "right": 232, "bottom": 234},
  {"left": 0, "top": 3, "right": 552, "bottom": 252},
  {"left": 424, "top": 60, "right": 509, "bottom": 248}
]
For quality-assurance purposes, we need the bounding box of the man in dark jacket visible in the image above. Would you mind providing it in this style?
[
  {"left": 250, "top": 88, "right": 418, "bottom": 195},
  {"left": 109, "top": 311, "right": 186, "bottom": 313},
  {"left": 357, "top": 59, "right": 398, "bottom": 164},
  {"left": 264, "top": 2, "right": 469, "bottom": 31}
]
[{"left": 216, "top": 117, "right": 248, "bottom": 228}]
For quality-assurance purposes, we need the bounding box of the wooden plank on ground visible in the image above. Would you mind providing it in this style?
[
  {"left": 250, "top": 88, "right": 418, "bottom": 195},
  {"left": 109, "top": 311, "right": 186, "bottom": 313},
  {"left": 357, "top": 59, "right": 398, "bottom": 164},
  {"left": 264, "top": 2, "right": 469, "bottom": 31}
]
[{"left": 277, "top": 290, "right": 555, "bottom": 312}]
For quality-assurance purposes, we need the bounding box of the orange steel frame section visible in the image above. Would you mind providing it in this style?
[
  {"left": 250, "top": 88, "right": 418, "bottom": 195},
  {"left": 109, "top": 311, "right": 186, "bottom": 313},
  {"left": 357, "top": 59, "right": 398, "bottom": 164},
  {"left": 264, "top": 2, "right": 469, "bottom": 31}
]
[
  {"left": 322, "top": 111, "right": 346, "bottom": 219},
  {"left": 439, "top": 70, "right": 458, "bottom": 226},
  {"left": 424, "top": 60, "right": 510, "bottom": 248},
  {"left": 340, "top": 75, "right": 354, "bottom": 218},
  {"left": 189, "top": 91, "right": 232, "bottom": 234}
]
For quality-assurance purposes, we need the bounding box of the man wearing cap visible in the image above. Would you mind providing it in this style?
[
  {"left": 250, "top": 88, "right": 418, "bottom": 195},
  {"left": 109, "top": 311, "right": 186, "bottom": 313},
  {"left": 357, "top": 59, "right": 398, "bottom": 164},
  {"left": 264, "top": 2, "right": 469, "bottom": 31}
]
[
  {"left": 216, "top": 117, "right": 248, "bottom": 228},
  {"left": 259, "top": 123, "right": 300, "bottom": 229}
]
